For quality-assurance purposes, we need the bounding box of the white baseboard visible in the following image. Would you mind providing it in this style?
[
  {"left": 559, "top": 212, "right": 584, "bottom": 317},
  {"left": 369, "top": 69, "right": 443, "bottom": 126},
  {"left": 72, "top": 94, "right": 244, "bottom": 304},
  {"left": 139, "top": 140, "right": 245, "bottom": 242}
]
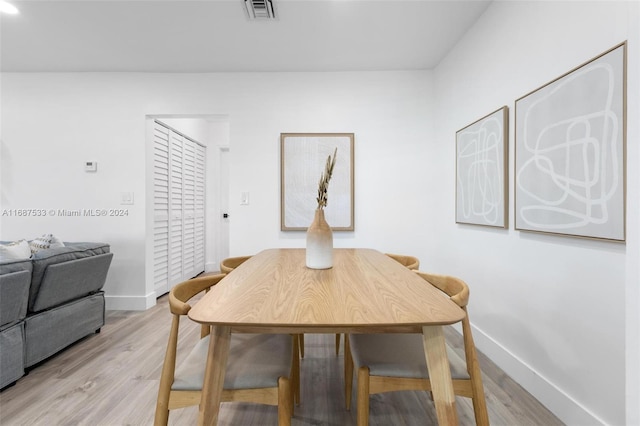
[
  {"left": 105, "top": 293, "right": 156, "bottom": 311},
  {"left": 472, "top": 324, "right": 605, "bottom": 425}
]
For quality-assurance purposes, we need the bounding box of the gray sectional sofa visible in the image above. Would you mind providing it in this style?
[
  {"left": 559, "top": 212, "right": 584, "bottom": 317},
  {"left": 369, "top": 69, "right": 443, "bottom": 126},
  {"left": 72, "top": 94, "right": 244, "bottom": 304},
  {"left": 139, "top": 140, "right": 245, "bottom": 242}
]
[{"left": 0, "top": 242, "right": 113, "bottom": 389}]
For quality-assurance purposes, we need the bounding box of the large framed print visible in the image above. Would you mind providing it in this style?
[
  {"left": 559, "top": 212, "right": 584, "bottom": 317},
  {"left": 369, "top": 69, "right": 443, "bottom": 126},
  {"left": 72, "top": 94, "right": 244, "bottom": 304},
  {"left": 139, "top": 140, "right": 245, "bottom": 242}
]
[
  {"left": 281, "top": 133, "right": 354, "bottom": 231},
  {"left": 456, "top": 106, "right": 508, "bottom": 228},
  {"left": 515, "top": 42, "right": 626, "bottom": 241}
]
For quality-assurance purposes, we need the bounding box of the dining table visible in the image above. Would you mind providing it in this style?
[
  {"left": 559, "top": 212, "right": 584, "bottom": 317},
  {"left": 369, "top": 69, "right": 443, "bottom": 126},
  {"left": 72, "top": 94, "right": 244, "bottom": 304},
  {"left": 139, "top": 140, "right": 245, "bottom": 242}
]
[{"left": 188, "top": 248, "right": 466, "bottom": 425}]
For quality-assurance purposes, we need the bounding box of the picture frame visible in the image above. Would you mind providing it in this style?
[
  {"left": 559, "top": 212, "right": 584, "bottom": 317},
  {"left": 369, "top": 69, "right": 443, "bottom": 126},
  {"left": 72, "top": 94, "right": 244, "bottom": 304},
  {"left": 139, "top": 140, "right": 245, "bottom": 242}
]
[
  {"left": 515, "top": 42, "right": 626, "bottom": 241},
  {"left": 281, "top": 133, "right": 354, "bottom": 231},
  {"left": 456, "top": 106, "right": 509, "bottom": 228}
]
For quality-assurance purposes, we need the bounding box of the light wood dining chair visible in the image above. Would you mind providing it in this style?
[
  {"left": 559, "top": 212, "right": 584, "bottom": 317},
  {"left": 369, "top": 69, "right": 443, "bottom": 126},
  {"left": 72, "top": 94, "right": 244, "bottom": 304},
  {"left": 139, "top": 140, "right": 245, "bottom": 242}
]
[
  {"left": 220, "top": 255, "right": 252, "bottom": 274},
  {"left": 335, "top": 253, "right": 421, "bottom": 357},
  {"left": 344, "top": 272, "right": 489, "bottom": 426},
  {"left": 385, "top": 253, "right": 420, "bottom": 270},
  {"left": 154, "top": 274, "right": 298, "bottom": 426},
  {"left": 220, "top": 256, "right": 304, "bottom": 390},
  {"left": 218, "top": 256, "right": 302, "bottom": 405}
]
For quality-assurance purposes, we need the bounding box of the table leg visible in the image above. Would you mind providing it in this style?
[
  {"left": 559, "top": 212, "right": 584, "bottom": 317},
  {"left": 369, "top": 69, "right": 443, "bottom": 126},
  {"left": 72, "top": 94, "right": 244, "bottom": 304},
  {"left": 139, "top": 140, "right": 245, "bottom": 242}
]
[
  {"left": 422, "top": 325, "right": 459, "bottom": 425},
  {"left": 198, "top": 325, "right": 231, "bottom": 426}
]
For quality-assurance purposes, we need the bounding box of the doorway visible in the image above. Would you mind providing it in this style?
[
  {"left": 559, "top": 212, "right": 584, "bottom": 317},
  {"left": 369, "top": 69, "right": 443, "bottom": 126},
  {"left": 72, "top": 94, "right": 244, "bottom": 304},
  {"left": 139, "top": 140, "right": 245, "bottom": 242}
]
[{"left": 145, "top": 115, "right": 230, "bottom": 299}]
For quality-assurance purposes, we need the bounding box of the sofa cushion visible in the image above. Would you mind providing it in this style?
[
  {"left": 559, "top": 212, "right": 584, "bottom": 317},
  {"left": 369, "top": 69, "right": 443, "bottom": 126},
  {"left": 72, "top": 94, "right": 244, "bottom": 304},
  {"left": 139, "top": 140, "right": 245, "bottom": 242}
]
[
  {"left": 28, "top": 242, "right": 110, "bottom": 312},
  {"left": 0, "top": 270, "right": 30, "bottom": 328},
  {"left": 32, "top": 252, "right": 113, "bottom": 312},
  {"left": 0, "top": 240, "right": 31, "bottom": 261}
]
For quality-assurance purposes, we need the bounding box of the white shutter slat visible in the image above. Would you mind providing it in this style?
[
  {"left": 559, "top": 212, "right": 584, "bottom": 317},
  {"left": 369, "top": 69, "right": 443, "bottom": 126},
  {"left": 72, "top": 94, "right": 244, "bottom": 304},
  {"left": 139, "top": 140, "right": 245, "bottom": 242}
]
[
  {"left": 169, "top": 131, "right": 184, "bottom": 285},
  {"left": 194, "top": 143, "right": 206, "bottom": 272},
  {"left": 182, "top": 139, "right": 197, "bottom": 278}
]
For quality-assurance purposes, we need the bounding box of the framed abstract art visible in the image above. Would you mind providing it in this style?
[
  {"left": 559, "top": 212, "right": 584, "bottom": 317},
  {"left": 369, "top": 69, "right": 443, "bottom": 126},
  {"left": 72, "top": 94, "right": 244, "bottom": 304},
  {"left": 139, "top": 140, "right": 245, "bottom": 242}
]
[
  {"left": 456, "top": 106, "right": 508, "bottom": 228},
  {"left": 515, "top": 43, "right": 626, "bottom": 241}
]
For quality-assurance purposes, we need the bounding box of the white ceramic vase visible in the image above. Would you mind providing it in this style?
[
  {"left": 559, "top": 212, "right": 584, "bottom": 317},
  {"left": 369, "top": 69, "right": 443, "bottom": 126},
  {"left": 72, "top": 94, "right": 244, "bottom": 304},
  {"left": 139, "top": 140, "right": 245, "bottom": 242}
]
[{"left": 306, "top": 208, "right": 333, "bottom": 269}]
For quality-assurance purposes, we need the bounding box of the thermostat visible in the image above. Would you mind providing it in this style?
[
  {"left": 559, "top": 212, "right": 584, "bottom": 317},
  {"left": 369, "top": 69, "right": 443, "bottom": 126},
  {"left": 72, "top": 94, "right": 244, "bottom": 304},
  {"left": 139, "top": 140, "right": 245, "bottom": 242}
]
[{"left": 85, "top": 161, "right": 97, "bottom": 172}]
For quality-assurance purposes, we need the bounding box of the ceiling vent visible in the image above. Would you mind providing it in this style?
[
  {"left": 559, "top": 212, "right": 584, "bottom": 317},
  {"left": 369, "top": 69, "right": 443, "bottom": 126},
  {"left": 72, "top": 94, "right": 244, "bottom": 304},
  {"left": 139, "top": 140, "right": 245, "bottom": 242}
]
[{"left": 244, "top": 0, "right": 276, "bottom": 20}]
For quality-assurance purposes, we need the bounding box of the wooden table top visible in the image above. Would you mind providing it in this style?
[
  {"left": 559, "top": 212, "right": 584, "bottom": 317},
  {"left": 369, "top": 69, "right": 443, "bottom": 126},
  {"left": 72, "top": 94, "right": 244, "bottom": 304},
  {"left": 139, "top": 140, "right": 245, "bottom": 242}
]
[{"left": 189, "top": 248, "right": 464, "bottom": 331}]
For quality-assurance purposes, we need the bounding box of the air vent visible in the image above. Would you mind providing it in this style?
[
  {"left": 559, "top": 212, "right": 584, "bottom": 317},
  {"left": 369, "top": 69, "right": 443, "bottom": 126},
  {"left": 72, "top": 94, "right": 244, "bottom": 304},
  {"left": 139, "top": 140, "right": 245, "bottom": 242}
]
[{"left": 244, "top": 0, "right": 276, "bottom": 20}]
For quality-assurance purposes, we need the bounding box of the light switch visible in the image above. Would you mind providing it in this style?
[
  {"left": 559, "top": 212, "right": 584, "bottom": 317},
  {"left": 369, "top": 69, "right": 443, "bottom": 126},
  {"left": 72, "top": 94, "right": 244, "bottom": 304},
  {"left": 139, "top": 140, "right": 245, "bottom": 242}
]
[
  {"left": 121, "top": 192, "right": 134, "bottom": 205},
  {"left": 85, "top": 161, "right": 97, "bottom": 172},
  {"left": 240, "top": 192, "right": 250, "bottom": 205}
]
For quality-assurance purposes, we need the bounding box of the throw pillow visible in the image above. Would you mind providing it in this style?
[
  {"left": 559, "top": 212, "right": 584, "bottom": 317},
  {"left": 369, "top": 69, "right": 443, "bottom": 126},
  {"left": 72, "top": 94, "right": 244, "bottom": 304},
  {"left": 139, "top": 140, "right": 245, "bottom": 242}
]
[
  {"left": 0, "top": 239, "right": 32, "bottom": 260},
  {"left": 29, "top": 234, "right": 65, "bottom": 254},
  {"left": 50, "top": 234, "right": 65, "bottom": 249}
]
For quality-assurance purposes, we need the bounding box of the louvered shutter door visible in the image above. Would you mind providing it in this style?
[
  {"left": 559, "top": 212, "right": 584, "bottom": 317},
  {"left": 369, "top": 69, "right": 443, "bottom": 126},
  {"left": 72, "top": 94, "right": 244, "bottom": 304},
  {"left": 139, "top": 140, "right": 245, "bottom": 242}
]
[
  {"left": 153, "top": 121, "right": 206, "bottom": 296},
  {"left": 153, "top": 125, "right": 170, "bottom": 295}
]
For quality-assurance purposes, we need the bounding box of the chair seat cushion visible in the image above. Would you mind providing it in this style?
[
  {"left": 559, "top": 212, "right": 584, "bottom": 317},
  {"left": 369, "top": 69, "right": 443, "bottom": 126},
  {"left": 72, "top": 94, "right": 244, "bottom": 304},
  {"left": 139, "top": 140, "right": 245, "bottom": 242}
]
[
  {"left": 349, "top": 333, "right": 469, "bottom": 380},
  {"left": 172, "top": 333, "right": 292, "bottom": 391}
]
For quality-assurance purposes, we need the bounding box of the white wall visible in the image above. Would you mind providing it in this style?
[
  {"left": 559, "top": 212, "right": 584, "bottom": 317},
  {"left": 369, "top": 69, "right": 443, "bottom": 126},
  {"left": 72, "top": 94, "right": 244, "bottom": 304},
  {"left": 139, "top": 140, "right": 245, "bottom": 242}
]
[
  {"left": 0, "top": 70, "right": 434, "bottom": 308},
  {"left": 432, "top": 1, "right": 639, "bottom": 425},
  {"left": 226, "top": 71, "right": 433, "bottom": 255},
  {"left": 1, "top": 75, "right": 149, "bottom": 307}
]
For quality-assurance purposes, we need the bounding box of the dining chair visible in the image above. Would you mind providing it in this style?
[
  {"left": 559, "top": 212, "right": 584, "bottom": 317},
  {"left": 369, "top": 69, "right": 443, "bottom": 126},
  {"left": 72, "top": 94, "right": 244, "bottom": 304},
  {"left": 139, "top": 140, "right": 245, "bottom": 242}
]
[
  {"left": 344, "top": 271, "right": 489, "bottom": 426},
  {"left": 336, "top": 253, "right": 420, "bottom": 356},
  {"left": 218, "top": 256, "right": 302, "bottom": 405},
  {"left": 335, "top": 253, "right": 421, "bottom": 357},
  {"left": 154, "top": 274, "right": 298, "bottom": 426},
  {"left": 385, "top": 253, "right": 420, "bottom": 270},
  {"left": 220, "top": 255, "right": 252, "bottom": 274}
]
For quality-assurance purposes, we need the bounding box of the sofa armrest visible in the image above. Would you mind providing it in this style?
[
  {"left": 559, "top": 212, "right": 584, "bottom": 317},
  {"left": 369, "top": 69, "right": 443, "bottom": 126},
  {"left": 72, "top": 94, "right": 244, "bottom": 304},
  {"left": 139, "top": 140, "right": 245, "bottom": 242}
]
[{"left": 31, "top": 253, "right": 113, "bottom": 312}]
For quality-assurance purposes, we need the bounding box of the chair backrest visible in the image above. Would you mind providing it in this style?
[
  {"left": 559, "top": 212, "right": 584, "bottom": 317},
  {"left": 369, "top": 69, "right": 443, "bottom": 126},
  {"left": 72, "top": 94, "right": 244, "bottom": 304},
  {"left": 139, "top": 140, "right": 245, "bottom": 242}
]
[
  {"left": 220, "top": 256, "right": 252, "bottom": 274},
  {"left": 414, "top": 271, "right": 469, "bottom": 308},
  {"left": 385, "top": 253, "right": 420, "bottom": 270},
  {"left": 169, "top": 274, "right": 225, "bottom": 315},
  {"left": 170, "top": 274, "right": 226, "bottom": 339}
]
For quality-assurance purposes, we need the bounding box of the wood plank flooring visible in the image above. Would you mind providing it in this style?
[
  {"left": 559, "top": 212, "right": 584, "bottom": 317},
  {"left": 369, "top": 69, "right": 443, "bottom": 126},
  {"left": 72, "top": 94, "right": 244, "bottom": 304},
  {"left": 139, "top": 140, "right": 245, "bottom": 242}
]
[{"left": 0, "top": 294, "right": 564, "bottom": 425}]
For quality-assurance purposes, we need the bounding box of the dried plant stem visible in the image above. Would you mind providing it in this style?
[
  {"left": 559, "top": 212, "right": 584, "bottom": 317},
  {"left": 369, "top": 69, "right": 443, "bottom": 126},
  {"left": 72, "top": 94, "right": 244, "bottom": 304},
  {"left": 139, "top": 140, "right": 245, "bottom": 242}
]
[{"left": 316, "top": 147, "right": 337, "bottom": 209}]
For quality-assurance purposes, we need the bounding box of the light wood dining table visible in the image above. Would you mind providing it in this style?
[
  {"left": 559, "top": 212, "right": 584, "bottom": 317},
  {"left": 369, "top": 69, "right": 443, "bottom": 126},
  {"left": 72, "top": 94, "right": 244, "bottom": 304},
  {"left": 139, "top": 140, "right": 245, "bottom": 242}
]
[{"left": 188, "top": 248, "right": 466, "bottom": 425}]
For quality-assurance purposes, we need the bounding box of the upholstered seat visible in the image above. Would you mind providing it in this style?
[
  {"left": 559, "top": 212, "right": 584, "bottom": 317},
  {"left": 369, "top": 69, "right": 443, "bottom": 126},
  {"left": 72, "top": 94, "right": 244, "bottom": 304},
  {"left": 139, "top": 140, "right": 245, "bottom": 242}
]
[
  {"left": 348, "top": 333, "right": 469, "bottom": 380},
  {"left": 171, "top": 333, "right": 293, "bottom": 391}
]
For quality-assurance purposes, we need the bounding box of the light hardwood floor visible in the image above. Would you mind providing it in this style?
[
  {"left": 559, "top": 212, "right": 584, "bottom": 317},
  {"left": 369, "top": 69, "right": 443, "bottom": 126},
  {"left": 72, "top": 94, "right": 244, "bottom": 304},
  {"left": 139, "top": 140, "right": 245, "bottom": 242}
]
[{"left": 0, "top": 293, "right": 564, "bottom": 425}]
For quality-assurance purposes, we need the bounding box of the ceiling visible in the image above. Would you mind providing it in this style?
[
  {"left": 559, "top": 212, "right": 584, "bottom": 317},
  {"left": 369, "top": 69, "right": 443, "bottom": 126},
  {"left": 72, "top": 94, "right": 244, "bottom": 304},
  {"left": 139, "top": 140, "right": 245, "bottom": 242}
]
[{"left": 0, "top": 0, "right": 492, "bottom": 72}]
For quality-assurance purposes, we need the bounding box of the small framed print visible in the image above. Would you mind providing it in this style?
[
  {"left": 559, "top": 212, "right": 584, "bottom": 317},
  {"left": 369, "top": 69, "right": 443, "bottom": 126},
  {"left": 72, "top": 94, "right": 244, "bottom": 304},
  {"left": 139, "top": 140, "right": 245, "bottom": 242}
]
[{"left": 456, "top": 106, "right": 508, "bottom": 228}]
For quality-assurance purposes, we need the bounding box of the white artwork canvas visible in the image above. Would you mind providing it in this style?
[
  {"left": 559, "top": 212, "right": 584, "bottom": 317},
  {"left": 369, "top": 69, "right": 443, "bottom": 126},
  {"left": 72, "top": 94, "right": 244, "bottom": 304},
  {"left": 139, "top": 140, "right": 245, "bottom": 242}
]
[
  {"left": 515, "top": 43, "right": 626, "bottom": 241},
  {"left": 281, "top": 133, "right": 354, "bottom": 231},
  {"left": 456, "top": 107, "right": 508, "bottom": 228}
]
